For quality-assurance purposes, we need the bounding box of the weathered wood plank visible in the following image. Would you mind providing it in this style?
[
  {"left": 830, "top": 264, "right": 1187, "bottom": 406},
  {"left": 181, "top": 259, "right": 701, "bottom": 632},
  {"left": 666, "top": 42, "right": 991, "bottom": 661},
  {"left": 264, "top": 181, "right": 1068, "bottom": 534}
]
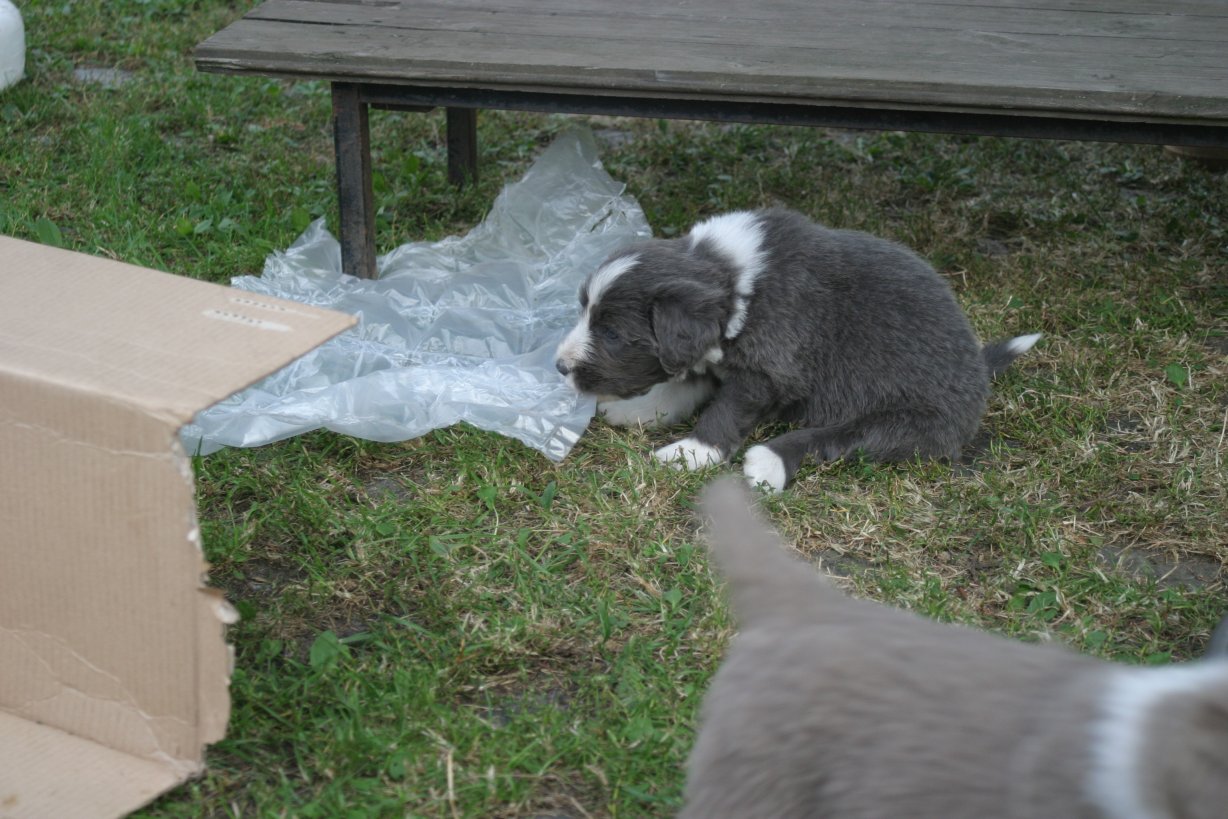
[
  {"left": 245, "top": 0, "right": 1227, "bottom": 42},
  {"left": 195, "top": 9, "right": 1228, "bottom": 122},
  {"left": 198, "top": 15, "right": 1227, "bottom": 81},
  {"left": 242, "top": 0, "right": 1228, "bottom": 21}
]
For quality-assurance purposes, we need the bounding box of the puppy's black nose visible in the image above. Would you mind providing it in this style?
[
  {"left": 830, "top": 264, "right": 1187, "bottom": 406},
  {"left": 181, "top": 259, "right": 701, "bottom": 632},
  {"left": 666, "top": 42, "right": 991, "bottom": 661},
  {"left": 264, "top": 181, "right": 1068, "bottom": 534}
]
[{"left": 556, "top": 359, "right": 572, "bottom": 377}]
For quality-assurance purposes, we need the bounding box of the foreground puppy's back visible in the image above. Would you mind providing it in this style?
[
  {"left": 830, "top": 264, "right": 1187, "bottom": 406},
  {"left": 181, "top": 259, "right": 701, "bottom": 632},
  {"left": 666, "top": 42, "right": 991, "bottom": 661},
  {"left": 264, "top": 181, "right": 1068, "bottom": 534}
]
[
  {"left": 690, "top": 479, "right": 1105, "bottom": 819},
  {"left": 688, "top": 478, "right": 1228, "bottom": 819}
]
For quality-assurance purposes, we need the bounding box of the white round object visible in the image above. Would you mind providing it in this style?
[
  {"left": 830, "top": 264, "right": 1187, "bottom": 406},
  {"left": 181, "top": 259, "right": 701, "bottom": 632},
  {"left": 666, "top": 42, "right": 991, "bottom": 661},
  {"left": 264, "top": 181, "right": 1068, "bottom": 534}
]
[{"left": 0, "top": 0, "right": 25, "bottom": 91}]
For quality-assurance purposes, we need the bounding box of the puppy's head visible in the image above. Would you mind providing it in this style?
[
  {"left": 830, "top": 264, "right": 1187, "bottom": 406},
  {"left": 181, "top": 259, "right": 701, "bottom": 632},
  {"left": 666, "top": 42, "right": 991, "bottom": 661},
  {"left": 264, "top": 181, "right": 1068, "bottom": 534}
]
[{"left": 555, "top": 243, "right": 730, "bottom": 399}]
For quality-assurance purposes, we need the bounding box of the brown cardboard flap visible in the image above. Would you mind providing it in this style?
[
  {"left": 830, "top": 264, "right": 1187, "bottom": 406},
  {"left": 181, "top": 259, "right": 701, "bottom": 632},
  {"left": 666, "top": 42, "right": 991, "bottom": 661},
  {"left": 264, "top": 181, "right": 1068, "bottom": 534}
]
[
  {"left": 0, "top": 236, "right": 356, "bottom": 424},
  {"left": 0, "top": 712, "right": 181, "bottom": 819},
  {"left": 0, "top": 238, "right": 357, "bottom": 817}
]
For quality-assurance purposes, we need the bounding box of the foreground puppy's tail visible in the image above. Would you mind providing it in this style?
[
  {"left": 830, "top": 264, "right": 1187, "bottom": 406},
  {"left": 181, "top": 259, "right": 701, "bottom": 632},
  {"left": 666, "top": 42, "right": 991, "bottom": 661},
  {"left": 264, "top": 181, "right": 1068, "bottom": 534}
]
[
  {"left": 700, "top": 477, "right": 837, "bottom": 626},
  {"left": 982, "top": 333, "right": 1042, "bottom": 377}
]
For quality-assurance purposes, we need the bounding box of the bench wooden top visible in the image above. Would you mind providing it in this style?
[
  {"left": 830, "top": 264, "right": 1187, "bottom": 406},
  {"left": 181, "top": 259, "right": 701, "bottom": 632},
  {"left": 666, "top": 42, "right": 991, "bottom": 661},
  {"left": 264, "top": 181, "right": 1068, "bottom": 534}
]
[{"left": 197, "top": 0, "right": 1228, "bottom": 129}]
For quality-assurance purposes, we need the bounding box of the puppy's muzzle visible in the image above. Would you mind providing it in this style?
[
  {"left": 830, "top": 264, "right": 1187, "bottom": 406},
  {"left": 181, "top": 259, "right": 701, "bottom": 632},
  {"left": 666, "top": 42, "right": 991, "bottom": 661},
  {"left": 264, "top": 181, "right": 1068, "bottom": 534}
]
[{"left": 555, "top": 359, "right": 572, "bottom": 377}]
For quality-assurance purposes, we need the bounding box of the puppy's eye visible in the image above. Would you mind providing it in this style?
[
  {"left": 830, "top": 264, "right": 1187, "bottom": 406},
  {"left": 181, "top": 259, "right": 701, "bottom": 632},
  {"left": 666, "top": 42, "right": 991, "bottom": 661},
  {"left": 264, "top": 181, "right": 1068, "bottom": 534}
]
[{"left": 597, "top": 326, "right": 621, "bottom": 344}]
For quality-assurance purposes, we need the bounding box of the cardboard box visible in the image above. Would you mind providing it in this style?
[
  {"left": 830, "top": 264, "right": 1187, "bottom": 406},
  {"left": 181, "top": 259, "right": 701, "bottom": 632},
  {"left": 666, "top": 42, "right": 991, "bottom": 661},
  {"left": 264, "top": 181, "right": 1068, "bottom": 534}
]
[{"left": 0, "top": 237, "right": 356, "bottom": 818}]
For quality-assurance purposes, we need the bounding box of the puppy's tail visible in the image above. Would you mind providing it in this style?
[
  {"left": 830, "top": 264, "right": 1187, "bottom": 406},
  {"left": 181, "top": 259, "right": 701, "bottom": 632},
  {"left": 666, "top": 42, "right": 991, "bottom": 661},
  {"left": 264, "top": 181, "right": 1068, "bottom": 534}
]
[
  {"left": 700, "top": 477, "right": 837, "bottom": 626},
  {"left": 982, "top": 333, "right": 1042, "bottom": 377}
]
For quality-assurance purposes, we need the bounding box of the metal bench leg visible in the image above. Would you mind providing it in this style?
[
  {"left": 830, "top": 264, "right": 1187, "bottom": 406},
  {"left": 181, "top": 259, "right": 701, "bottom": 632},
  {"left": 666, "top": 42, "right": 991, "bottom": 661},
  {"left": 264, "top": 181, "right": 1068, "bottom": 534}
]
[
  {"left": 446, "top": 108, "right": 479, "bottom": 187},
  {"left": 331, "top": 82, "right": 377, "bottom": 279}
]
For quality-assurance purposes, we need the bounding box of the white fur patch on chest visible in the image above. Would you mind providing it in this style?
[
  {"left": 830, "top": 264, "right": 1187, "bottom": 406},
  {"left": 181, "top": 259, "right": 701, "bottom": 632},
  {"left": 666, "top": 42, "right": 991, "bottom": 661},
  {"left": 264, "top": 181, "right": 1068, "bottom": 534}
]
[
  {"left": 1086, "top": 662, "right": 1228, "bottom": 819},
  {"left": 688, "top": 345, "right": 726, "bottom": 377},
  {"left": 688, "top": 211, "right": 767, "bottom": 339}
]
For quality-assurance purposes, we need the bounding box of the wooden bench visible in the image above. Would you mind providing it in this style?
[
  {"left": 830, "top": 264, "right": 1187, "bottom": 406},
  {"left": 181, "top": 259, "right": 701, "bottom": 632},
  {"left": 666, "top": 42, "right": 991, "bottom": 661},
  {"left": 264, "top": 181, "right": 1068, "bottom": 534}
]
[{"left": 195, "top": 0, "right": 1228, "bottom": 279}]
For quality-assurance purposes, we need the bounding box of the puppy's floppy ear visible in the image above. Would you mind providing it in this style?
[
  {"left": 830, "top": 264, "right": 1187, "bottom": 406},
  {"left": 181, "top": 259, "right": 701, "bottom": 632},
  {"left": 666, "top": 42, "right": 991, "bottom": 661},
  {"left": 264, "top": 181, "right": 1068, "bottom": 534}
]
[{"left": 651, "top": 280, "right": 726, "bottom": 376}]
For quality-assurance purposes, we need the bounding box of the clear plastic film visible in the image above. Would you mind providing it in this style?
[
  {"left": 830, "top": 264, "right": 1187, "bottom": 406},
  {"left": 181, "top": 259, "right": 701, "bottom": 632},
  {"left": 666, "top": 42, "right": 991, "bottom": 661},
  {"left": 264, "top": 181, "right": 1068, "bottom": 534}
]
[{"left": 180, "top": 128, "right": 651, "bottom": 461}]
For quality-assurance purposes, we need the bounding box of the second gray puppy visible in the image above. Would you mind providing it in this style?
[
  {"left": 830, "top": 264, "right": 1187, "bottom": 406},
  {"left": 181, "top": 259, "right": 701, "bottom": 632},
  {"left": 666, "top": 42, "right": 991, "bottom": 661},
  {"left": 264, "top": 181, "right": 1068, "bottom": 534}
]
[{"left": 684, "top": 478, "right": 1228, "bottom": 819}]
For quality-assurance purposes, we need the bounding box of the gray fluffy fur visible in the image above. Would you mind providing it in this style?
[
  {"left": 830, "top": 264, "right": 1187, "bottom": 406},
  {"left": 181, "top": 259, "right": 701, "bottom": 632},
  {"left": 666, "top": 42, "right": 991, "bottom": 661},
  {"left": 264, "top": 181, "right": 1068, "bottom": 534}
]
[
  {"left": 684, "top": 478, "right": 1228, "bottom": 819},
  {"left": 559, "top": 208, "right": 1037, "bottom": 489}
]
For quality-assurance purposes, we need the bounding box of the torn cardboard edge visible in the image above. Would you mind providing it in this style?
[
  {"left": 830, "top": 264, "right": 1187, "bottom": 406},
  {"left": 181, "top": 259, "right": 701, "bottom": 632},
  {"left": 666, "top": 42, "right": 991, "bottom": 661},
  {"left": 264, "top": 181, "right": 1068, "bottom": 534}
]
[{"left": 0, "top": 236, "right": 356, "bottom": 819}]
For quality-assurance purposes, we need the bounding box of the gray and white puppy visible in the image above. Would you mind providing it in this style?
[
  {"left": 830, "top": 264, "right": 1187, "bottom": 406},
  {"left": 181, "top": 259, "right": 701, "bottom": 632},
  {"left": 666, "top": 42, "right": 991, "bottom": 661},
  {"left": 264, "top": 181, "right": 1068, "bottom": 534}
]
[
  {"left": 684, "top": 478, "right": 1228, "bottom": 819},
  {"left": 554, "top": 208, "right": 1039, "bottom": 491}
]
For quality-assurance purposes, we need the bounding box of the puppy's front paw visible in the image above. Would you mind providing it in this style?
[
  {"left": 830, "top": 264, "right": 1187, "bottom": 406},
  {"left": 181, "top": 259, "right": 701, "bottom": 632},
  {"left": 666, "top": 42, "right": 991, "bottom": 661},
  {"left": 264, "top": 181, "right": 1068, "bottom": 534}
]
[
  {"left": 655, "top": 437, "right": 724, "bottom": 471},
  {"left": 598, "top": 379, "right": 716, "bottom": 428},
  {"left": 598, "top": 395, "right": 665, "bottom": 428},
  {"left": 743, "top": 445, "right": 787, "bottom": 493}
]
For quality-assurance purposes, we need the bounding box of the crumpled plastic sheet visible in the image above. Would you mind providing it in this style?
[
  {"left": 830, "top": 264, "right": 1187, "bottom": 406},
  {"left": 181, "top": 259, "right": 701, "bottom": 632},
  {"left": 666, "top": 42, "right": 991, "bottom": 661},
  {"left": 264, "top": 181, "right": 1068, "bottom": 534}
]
[{"left": 180, "top": 128, "right": 651, "bottom": 461}]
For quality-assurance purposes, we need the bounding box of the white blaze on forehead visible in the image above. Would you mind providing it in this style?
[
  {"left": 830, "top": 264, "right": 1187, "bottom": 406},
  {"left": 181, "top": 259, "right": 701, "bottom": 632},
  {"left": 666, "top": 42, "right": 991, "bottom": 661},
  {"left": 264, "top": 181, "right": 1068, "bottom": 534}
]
[
  {"left": 556, "top": 318, "right": 592, "bottom": 376},
  {"left": 688, "top": 211, "right": 767, "bottom": 339},
  {"left": 556, "top": 253, "right": 641, "bottom": 374},
  {"left": 586, "top": 254, "right": 640, "bottom": 307}
]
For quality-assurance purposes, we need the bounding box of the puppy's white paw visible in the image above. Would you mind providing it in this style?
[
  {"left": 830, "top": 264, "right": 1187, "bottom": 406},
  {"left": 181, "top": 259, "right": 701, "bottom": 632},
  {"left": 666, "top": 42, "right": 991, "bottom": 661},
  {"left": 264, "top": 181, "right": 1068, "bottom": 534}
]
[
  {"left": 655, "top": 437, "right": 724, "bottom": 471},
  {"left": 599, "top": 380, "right": 716, "bottom": 428},
  {"left": 599, "top": 394, "right": 669, "bottom": 428},
  {"left": 743, "top": 445, "right": 787, "bottom": 493}
]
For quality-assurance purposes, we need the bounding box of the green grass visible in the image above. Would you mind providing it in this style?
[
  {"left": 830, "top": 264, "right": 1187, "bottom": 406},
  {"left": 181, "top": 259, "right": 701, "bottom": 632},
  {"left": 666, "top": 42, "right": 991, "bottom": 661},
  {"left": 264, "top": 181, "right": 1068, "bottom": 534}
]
[{"left": 4, "top": 1, "right": 1227, "bottom": 816}]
